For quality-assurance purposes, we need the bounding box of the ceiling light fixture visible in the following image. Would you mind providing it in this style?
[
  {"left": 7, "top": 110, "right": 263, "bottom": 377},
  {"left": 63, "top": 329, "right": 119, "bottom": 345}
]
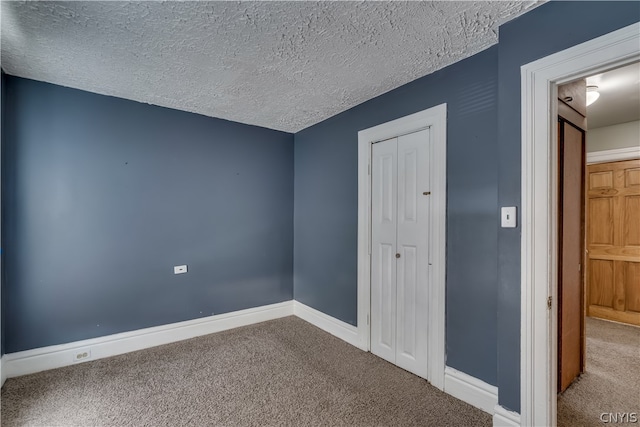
[{"left": 586, "top": 85, "right": 600, "bottom": 106}]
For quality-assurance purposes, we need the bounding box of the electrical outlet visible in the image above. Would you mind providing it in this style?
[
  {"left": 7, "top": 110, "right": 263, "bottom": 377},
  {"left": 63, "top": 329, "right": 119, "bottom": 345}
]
[
  {"left": 174, "top": 265, "right": 188, "bottom": 274},
  {"left": 73, "top": 348, "right": 92, "bottom": 363}
]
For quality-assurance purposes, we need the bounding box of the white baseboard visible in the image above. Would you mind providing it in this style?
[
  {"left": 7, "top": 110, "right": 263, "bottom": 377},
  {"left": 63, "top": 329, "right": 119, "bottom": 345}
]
[
  {"left": 4, "top": 297, "right": 509, "bottom": 424},
  {"left": 293, "top": 304, "right": 507, "bottom": 422},
  {"left": 444, "top": 366, "right": 498, "bottom": 415},
  {"left": 493, "top": 404, "right": 521, "bottom": 427},
  {"left": 3, "top": 301, "right": 294, "bottom": 379},
  {"left": 1, "top": 300, "right": 519, "bottom": 426},
  {"left": 1, "top": 354, "right": 6, "bottom": 388},
  {"left": 293, "top": 301, "right": 363, "bottom": 349}
]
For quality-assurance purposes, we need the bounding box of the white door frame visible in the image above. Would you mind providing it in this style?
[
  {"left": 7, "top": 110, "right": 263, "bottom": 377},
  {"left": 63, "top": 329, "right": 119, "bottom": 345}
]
[
  {"left": 520, "top": 23, "right": 640, "bottom": 427},
  {"left": 357, "top": 104, "right": 447, "bottom": 390}
]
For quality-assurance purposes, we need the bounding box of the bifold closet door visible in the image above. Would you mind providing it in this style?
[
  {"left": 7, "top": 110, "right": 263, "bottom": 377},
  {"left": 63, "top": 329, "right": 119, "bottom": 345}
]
[
  {"left": 371, "top": 129, "right": 430, "bottom": 379},
  {"left": 557, "top": 118, "right": 585, "bottom": 393},
  {"left": 371, "top": 136, "right": 398, "bottom": 364}
]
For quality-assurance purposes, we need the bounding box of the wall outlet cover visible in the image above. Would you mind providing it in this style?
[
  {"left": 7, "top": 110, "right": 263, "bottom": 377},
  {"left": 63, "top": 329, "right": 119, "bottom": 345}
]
[{"left": 73, "top": 348, "right": 92, "bottom": 363}]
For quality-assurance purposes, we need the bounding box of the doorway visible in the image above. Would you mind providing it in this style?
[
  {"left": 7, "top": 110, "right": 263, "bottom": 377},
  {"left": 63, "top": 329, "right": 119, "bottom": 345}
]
[
  {"left": 357, "top": 104, "right": 447, "bottom": 390},
  {"left": 556, "top": 61, "right": 640, "bottom": 427},
  {"left": 370, "top": 129, "right": 430, "bottom": 379},
  {"left": 520, "top": 23, "right": 640, "bottom": 426}
]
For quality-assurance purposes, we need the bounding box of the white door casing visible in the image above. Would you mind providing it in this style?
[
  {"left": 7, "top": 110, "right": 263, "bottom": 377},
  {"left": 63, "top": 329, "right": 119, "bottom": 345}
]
[
  {"left": 371, "top": 130, "right": 430, "bottom": 379},
  {"left": 358, "top": 104, "right": 446, "bottom": 390},
  {"left": 520, "top": 23, "right": 640, "bottom": 427}
]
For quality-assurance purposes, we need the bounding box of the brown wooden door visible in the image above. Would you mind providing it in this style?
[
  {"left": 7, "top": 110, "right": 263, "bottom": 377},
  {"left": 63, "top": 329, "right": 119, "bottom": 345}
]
[
  {"left": 586, "top": 158, "right": 640, "bottom": 327},
  {"left": 557, "top": 118, "right": 586, "bottom": 393}
]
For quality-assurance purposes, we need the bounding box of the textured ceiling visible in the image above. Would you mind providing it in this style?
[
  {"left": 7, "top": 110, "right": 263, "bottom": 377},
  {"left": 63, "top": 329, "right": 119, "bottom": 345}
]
[{"left": 1, "top": 1, "right": 541, "bottom": 133}]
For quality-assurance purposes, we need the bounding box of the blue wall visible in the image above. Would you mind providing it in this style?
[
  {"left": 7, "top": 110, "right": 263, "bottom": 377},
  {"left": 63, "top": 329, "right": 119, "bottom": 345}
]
[
  {"left": 2, "top": 1, "right": 638, "bottom": 414},
  {"left": 294, "top": 46, "right": 500, "bottom": 385},
  {"left": 294, "top": 0, "right": 640, "bottom": 403},
  {"left": 2, "top": 76, "right": 294, "bottom": 353},
  {"left": 496, "top": 1, "right": 640, "bottom": 412}
]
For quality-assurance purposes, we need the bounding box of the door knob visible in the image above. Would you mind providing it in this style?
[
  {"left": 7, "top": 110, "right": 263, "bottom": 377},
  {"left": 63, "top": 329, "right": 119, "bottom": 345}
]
[{"left": 395, "top": 253, "right": 401, "bottom": 259}]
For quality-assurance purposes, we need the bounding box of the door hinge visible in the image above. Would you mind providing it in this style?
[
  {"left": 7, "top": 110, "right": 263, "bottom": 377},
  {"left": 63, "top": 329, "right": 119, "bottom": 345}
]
[
  {"left": 547, "top": 296, "right": 553, "bottom": 310},
  {"left": 578, "top": 263, "right": 581, "bottom": 272}
]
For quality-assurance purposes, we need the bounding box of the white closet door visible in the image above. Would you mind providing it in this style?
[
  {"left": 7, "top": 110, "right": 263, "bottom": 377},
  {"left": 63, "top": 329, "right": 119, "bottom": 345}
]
[
  {"left": 371, "top": 137, "right": 398, "bottom": 364},
  {"left": 395, "top": 129, "right": 430, "bottom": 378},
  {"left": 370, "top": 129, "right": 430, "bottom": 379}
]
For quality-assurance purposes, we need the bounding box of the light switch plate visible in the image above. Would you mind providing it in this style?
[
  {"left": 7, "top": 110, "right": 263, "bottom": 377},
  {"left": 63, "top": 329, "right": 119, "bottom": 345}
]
[
  {"left": 174, "top": 265, "right": 188, "bottom": 274},
  {"left": 501, "top": 207, "right": 517, "bottom": 228}
]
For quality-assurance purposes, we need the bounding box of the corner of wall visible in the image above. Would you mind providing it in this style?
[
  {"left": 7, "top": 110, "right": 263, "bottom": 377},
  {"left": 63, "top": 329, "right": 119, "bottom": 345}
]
[
  {"left": 1, "top": 355, "right": 6, "bottom": 388},
  {"left": 443, "top": 367, "right": 498, "bottom": 415},
  {"left": 293, "top": 300, "right": 361, "bottom": 349},
  {"left": 493, "top": 404, "right": 521, "bottom": 427}
]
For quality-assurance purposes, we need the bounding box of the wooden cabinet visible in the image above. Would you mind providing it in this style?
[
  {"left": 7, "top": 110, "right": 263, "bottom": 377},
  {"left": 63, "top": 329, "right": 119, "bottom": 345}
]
[
  {"left": 558, "top": 80, "right": 587, "bottom": 131},
  {"left": 558, "top": 79, "right": 587, "bottom": 117}
]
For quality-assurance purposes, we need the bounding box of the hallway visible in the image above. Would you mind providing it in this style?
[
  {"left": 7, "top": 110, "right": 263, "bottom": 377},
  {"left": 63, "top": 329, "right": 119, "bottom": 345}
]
[{"left": 558, "top": 317, "right": 640, "bottom": 426}]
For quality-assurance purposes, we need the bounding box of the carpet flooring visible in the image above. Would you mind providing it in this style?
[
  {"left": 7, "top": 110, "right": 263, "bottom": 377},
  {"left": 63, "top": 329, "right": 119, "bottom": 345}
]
[
  {"left": 557, "top": 317, "right": 640, "bottom": 427},
  {"left": 1, "top": 316, "right": 491, "bottom": 426}
]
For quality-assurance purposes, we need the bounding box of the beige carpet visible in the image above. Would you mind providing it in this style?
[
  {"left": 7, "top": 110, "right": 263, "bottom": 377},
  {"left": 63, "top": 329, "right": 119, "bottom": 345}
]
[
  {"left": 1, "top": 316, "right": 490, "bottom": 426},
  {"left": 558, "top": 317, "right": 640, "bottom": 427}
]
